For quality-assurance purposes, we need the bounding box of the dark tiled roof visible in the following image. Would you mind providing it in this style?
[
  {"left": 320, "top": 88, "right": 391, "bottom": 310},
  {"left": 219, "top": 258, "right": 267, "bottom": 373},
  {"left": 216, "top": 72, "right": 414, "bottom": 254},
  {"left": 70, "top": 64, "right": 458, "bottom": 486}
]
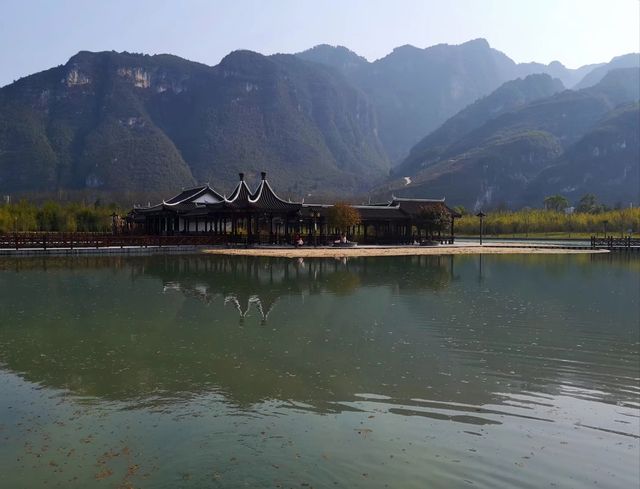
[
  {"left": 165, "top": 185, "right": 224, "bottom": 205},
  {"left": 134, "top": 202, "right": 201, "bottom": 214},
  {"left": 135, "top": 184, "right": 225, "bottom": 214},
  {"left": 300, "top": 200, "right": 460, "bottom": 220},
  {"left": 391, "top": 197, "right": 445, "bottom": 204},
  {"left": 354, "top": 205, "right": 408, "bottom": 220},
  {"left": 301, "top": 204, "right": 408, "bottom": 220},
  {"left": 392, "top": 199, "right": 461, "bottom": 218},
  {"left": 226, "top": 180, "right": 253, "bottom": 208},
  {"left": 250, "top": 180, "right": 301, "bottom": 211},
  {"left": 135, "top": 203, "right": 166, "bottom": 214},
  {"left": 164, "top": 186, "right": 207, "bottom": 204},
  {"left": 131, "top": 174, "right": 459, "bottom": 219},
  {"left": 182, "top": 204, "right": 223, "bottom": 216}
]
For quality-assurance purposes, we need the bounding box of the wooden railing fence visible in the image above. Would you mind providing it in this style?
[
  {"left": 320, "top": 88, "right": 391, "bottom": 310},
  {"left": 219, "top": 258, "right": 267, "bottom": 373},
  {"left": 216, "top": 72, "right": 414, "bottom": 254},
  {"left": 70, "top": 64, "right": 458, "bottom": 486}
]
[
  {"left": 590, "top": 236, "right": 640, "bottom": 249},
  {"left": 0, "top": 233, "right": 229, "bottom": 250},
  {"left": 0, "top": 232, "right": 457, "bottom": 250}
]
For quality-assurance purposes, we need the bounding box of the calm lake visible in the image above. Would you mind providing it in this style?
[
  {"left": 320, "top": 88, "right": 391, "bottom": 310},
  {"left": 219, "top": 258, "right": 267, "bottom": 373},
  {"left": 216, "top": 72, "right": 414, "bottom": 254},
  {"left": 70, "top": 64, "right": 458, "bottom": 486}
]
[{"left": 0, "top": 253, "right": 638, "bottom": 488}]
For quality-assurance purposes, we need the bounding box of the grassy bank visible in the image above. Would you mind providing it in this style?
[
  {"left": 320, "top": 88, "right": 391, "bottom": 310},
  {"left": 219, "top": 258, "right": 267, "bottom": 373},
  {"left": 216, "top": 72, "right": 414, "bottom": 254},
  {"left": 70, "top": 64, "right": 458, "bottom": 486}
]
[{"left": 455, "top": 208, "right": 640, "bottom": 237}]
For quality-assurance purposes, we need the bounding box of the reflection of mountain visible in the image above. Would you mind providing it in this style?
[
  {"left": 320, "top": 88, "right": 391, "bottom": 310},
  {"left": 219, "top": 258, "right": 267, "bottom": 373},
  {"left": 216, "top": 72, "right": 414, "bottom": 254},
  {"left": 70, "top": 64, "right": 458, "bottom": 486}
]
[{"left": 0, "top": 254, "right": 636, "bottom": 417}]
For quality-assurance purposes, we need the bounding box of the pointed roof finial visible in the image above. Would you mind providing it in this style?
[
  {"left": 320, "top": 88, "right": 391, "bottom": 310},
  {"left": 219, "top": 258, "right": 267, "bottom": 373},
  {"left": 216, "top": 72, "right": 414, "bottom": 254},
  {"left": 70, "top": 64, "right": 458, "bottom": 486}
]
[
  {"left": 239, "top": 172, "right": 244, "bottom": 181},
  {"left": 261, "top": 171, "right": 267, "bottom": 180}
]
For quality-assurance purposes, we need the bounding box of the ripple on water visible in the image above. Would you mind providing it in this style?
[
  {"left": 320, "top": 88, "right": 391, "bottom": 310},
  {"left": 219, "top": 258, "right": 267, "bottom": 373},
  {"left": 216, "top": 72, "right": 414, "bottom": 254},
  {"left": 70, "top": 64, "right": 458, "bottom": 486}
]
[{"left": 0, "top": 253, "right": 638, "bottom": 488}]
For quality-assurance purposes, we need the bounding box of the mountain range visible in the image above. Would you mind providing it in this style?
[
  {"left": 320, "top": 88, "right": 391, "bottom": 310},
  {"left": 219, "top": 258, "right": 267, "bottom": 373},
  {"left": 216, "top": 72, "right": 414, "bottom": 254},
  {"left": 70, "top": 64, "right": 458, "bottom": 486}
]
[
  {"left": 297, "top": 38, "right": 612, "bottom": 161},
  {"left": 0, "top": 50, "right": 388, "bottom": 199},
  {"left": 385, "top": 67, "right": 639, "bottom": 209},
  {"left": 0, "top": 39, "right": 638, "bottom": 207}
]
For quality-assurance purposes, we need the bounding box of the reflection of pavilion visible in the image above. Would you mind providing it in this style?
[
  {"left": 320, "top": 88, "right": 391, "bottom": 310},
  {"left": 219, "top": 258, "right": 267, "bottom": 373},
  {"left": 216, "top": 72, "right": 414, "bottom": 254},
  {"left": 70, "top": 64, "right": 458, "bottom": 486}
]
[
  {"left": 152, "top": 254, "right": 456, "bottom": 321},
  {"left": 163, "top": 280, "right": 278, "bottom": 320},
  {"left": 224, "top": 294, "right": 277, "bottom": 321},
  {"left": 2, "top": 253, "right": 634, "bottom": 418},
  {"left": 0, "top": 253, "right": 470, "bottom": 410},
  {"left": 163, "top": 281, "right": 218, "bottom": 304}
]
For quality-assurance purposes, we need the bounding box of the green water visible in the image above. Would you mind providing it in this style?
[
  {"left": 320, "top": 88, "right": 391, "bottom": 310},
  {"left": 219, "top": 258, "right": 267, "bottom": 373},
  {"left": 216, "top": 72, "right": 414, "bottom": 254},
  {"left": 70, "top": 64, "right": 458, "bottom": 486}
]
[{"left": 0, "top": 254, "right": 638, "bottom": 488}]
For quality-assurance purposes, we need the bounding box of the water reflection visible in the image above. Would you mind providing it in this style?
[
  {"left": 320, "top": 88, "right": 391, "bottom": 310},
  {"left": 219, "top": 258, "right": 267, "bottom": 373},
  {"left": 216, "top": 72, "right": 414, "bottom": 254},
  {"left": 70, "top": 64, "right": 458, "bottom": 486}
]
[
  {"left": 0, "top": 254, "right": 637, "bottom": 419},
  {"left": 143, "top": 255, "right": 455, "bottom": 320}
]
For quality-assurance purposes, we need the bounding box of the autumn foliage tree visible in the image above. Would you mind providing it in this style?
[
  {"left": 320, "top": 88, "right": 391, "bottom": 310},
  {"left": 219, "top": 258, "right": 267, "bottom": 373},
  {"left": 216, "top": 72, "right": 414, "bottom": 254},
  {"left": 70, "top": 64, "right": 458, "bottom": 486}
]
[
  {"left": 417, "top": 204, "right": 451, "bottom": 238},
  {"left": 326, "top": 203, "right": 361, "bottom": 236}
]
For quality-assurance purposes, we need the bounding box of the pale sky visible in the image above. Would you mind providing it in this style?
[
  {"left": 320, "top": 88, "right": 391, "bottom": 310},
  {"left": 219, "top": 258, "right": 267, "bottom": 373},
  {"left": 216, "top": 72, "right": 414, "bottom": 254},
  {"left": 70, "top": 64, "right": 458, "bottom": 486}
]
[{"left": 0, "top": 0, "right": 638, "bottom": 87}]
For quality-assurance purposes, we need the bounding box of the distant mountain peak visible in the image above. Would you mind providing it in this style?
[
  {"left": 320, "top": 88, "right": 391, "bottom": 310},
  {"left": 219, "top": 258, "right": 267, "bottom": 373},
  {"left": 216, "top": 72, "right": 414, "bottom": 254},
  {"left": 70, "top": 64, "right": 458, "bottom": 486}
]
[
  {"left": 220, "top": 49, "right": 266, "bottom": 62},
  {"left": 306, "top": 44, "right": 361, "bottom": 56},
  {"left": 391, "top": 44, "right": 422, "bottom": 53},
  {"left": 460, "top": 38, "right": 491, "bottom": 49},
  {"left": 574, "top": 52, "right": 640, "bottom": 89},
  {"left": 548, "top": 60, "right": 565, "bottom": 69},
  {"left": 295, "top": 44, "right": 368, "bottom": 73}
]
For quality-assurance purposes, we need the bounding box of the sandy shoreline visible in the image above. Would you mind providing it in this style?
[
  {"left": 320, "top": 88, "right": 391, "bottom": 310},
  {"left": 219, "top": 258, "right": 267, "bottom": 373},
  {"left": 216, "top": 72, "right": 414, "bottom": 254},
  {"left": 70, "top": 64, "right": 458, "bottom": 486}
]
[{"left": 202, "top": 245, "right": 606, "bottom": 258}]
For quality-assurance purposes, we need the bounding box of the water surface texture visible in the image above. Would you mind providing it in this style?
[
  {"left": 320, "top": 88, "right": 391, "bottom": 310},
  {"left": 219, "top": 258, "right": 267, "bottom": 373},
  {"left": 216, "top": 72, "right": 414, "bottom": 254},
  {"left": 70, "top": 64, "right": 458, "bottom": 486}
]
[{"left": 0, "top": 254, "right": 638, "bottom": 488}]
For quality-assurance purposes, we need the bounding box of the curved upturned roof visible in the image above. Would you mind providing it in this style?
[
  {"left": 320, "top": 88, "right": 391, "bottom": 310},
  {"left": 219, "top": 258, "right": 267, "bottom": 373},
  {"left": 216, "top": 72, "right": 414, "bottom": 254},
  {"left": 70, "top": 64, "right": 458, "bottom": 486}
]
[
  {"left": 226, "top": 179, "right": 253, "bottom": 208},
  {"left": 249, "top": 178, "right": 301, "bottom": 211}
]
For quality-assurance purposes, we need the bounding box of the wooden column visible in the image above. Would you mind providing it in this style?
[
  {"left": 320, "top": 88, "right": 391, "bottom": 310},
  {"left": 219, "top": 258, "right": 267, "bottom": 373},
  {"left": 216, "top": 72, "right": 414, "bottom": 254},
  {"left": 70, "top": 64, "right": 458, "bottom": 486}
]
[{"left": 450, "top": 217, "right": 455, "bottom": 244}]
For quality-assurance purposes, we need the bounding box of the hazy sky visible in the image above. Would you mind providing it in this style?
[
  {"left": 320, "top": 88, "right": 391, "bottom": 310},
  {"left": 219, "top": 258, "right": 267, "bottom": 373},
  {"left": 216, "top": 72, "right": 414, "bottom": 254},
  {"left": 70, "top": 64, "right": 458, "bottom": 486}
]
[{"left": 1, "top": 0, "right": 638, "bottom": 87}]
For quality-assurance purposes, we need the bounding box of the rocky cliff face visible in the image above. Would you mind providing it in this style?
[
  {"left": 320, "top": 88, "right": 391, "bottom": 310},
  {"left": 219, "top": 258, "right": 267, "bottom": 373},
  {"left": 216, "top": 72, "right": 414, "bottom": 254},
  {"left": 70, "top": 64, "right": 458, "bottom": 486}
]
[
  {"left": 0, "top": 50, "right": 389, "bottom": 198},
  {"left": 64, "top": 67, "right": 91, "bottom": 87}
]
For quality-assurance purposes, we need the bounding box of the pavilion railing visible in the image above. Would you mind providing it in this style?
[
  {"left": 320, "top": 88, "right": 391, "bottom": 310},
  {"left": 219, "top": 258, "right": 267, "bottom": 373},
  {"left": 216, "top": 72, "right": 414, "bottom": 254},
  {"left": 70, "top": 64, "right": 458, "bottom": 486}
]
[
  {"left": 0, "top": 233, "right": 229, "bottom": 250},
  {"left": 220, "top": 234, "right": 457, "bottom": 246},
  {"left": 0, "top": 232, "right": 458, "bottom": 249},
  {"left": 590, "top": 236, "right": 639, "bottom": 249}
]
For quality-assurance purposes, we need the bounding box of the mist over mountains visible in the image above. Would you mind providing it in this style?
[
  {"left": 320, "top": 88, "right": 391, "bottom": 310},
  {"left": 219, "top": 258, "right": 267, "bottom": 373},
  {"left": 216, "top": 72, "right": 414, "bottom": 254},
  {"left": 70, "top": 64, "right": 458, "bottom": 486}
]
[{"left": 0, "top": 39, "right": 638, "bottom": 207}]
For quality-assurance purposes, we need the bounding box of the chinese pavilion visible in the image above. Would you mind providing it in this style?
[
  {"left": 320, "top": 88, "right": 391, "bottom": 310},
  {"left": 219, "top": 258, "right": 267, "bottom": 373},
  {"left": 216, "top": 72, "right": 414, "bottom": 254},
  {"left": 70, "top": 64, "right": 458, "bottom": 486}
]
[{"left": 130, "top": 172, "right": 460, "bottom": 244}]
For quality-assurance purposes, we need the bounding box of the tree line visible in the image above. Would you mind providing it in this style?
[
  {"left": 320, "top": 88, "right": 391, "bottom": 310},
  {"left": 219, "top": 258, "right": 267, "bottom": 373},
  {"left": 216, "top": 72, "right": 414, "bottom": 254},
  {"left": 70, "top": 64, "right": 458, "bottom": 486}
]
[
  {"left": 455, "top": 207, "right": 639, "bottom": 237},
  {"left": 452, "top": 193, "right": 639, "bottom": 237},
  {"left": 542, "top": 193, "right": 615, "bottom": 213},
  {"left": 0, "top": 201, "right": 119, "bottom": 233},
  {"left": 1, "top": 195, "right": 638, "bottom": 237}
]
